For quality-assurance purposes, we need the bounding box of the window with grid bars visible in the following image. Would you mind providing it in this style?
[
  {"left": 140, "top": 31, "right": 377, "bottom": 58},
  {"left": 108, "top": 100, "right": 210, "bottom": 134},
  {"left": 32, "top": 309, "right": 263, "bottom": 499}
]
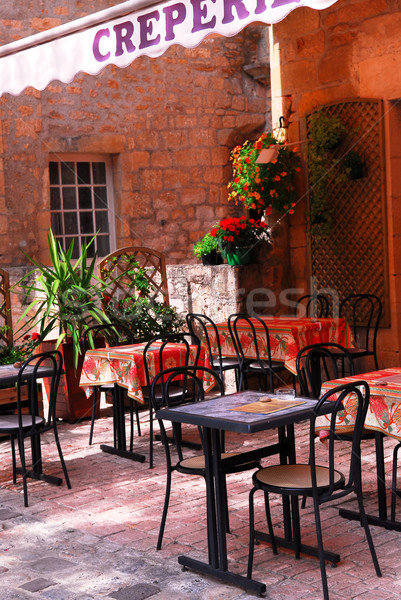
[{"left": 49, "top": 154, "right": 116, "bottom": 259}]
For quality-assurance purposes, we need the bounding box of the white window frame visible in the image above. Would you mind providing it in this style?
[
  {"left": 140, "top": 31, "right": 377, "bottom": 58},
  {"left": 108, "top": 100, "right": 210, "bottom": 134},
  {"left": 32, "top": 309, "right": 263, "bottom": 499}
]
[{"left": 49, "top": 153, "right": 116, "bottom": 257}]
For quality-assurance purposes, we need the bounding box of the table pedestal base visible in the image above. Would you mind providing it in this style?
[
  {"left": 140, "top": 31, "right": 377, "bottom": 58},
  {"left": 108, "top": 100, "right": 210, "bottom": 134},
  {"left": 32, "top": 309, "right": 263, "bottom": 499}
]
[
  {"left": 16, "top": 467, "right": 62, "bottom": 486},
  {"left": 254, "top": 530, "right": 340, "bottom": 565},
  {"left": 100, "top": 444, "right": 146, "bottom": 462},
  {"left": 178, "top": 556, "right": 266, "bottom": 595},
  {"left": 339, "top": 508, "right": 401, "bottom": 532}
]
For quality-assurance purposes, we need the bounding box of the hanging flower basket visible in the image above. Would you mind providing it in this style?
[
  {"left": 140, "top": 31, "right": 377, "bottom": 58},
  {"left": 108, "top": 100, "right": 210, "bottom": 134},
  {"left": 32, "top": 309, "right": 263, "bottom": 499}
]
[{"left": 227, "top": 132, "right": 301, "bottom": 216}]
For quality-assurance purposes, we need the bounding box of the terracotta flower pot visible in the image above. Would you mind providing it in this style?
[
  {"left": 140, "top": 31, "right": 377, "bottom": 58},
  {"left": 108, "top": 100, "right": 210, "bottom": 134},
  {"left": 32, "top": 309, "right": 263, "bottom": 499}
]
[{"left": 40, "top": 339, "right": 97, "bottom": 423}]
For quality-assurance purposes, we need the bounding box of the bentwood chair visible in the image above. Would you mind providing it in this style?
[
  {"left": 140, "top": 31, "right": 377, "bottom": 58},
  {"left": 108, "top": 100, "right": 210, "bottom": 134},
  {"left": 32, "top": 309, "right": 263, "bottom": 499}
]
[
  {"left": 296, "top": 342, "right": 376, "bottom": 446},
  {"left": 82, "top": 323, "right": 143, "bottom": 446},
  {"left": 0, "top": 351, "right": 71, "bottom": 507},
  {"left": 247, "top": 381, "right": 382, "bottom": 600},
  {"left": 294, "top": 294, "right": 330, "bottom": 318},
  {"left": 186, "top": 313, "right": 241, "bottom": 390},
  {"left": 296, "top": 342, "right": 374, "bottom": 509},
  {"left": 150, "top": 365, "right": 260, "bottom": 550},
  {"left": 295, "top": 342, "right": 355, "bottom": 399},
  {"left": 228, "top": 313, "right": 287, "bottom": 393},
  {"left": 339, "top": 294, "right": 382, "bottom": 371},
  {"left": 143, "top": 333, "right": 201, "bottom": 468}
]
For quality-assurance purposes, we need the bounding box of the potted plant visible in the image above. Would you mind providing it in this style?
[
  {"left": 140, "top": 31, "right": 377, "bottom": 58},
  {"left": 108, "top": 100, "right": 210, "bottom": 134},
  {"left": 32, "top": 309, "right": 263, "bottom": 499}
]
[
  {"left": 210, "top": 216, "right": 270, "bottom": 265},
  {"left": 13, "top": 230, "right": 110, "bottom": 422},
  {"left": 193, "top": 232, "right": 224, "bottom": 266},
  {"left": 307, "top": 109, "right": 347, "bottom": 237},
  {"left": 343, "top": 150, "right": 364, "bottom": 180},
  {"left": 0, "top": 331, "right": 41, "bottom": 367},
  {"left": 227, "top": 131, "right": 301, "bottom": 217},
  {"left": 307, "top": 109, "right": 345, "bottom": 151},
  {"left": 0, "top": 332, "right": 42, "bottom": 422},
  {"left": 99, "top": 253, "right": 184, "bottom": 339},
  {"left": 102, "top": 293, "right": 184, "bottom": 341}
]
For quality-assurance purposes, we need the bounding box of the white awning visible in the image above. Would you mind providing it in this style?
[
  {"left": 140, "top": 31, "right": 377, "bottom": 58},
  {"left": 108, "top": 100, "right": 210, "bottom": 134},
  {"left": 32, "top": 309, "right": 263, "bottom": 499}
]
[{"left": 0, "top": 0, "right": 338, "bottom": 97}]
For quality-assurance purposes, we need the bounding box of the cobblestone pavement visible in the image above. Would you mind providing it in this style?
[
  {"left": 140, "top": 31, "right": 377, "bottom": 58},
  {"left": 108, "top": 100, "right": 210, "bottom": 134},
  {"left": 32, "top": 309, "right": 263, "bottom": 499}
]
[{"left": 0, "top": 400, "right": 401, "bottom": 600}]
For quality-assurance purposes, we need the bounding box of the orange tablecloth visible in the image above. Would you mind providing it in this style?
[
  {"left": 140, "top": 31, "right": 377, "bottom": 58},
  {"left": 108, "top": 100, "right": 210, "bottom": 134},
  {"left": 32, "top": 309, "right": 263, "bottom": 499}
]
[
  {"left": 79, "top": 341, "right": 212, "bottom": 403},
  {"left": 316, "top": 368, "right": 401, "bottom": 441},
  {"left": 206, "top": 316, "right": 356, "bottom": 375}
]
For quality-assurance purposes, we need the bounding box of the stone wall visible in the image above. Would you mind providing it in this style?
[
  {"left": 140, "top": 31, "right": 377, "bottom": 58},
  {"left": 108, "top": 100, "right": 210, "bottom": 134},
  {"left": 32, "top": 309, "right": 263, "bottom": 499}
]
[
  {"left": 167, "top": 229, "right": 293, "bottom": 320},
  {"left": 0, "top": 0, "right": 271, "bottom": 268}
]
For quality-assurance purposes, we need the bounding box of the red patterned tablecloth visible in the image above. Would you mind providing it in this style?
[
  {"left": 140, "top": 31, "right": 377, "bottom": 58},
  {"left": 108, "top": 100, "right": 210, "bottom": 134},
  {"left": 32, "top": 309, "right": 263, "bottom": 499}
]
[
  {"left": 316, "top": 368, "right": 401, "bottom": 441},
  {"left": 79, "top": 341, "right": 212, "bottom": 403},
  {"left": 206, "top": 316, "right": 356, "bottom": 375}
]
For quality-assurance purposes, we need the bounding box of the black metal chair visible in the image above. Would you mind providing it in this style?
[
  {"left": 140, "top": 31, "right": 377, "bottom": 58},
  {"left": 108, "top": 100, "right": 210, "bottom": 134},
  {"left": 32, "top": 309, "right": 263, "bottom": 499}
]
[
  {"left": 247, "top": 380, "right": 382, "bottom": 600},
  {"left": 0, "top": 351, "right": 71, "bottom": 507},
  {"left": 294, "top": 294, "right": 330, "bottom": 318},
  {"left": 143, "top": 333, "right": 201, "bottom": 468},
  {"left": 296, "top": 342, "right": 375, "bottom": 509},
  {"left": 295, "top": 342, "right": 355, "bottom": 399},
  {"left": 186, "top": 313, "right": 241, "bottom": 390},
  {"left": 339, "top": 294, "right": 382, "bottom": 371},
  {"left": 82, "top": 323, "right": 143, "bottom": 446},
  {"left": 150, "top": 365, "right": 260, "bottom": 550},
  {"left": 296, "top": 342, "right": 376, "bottom": 445},
  {"left": 228, "top": 313, "right": 288, "bottom": 393}
]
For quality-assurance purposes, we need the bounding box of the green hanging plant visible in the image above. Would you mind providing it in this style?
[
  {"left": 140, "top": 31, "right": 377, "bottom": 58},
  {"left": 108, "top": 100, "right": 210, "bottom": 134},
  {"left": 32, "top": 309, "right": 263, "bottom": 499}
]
[
  {"left": 307, "top": 110, "right": 347, "bottom": 238},
  {"left": 343, "top": 150, "right": 364, "bottom": 180}
]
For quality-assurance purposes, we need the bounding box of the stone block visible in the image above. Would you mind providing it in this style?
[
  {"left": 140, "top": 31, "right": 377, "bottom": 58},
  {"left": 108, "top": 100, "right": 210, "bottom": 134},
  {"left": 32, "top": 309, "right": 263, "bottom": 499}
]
[
  {"left": 188, "top": 129, "right": 217, "bottom": 147},
  {"left": 336, "top": 0, "right": 387, "bottom": 25},
  {"left": 0, "top": 508, "right": 22, "bottom": 520},
  {"left": 131, "top": 152, "right": 150, "bottom": 169},
  {"left": 109, "top": 583, "right": 161, "bottom": 600},
  {"left": 295, "top": 30, "right": 325, "bottom": 58},
  {"left": 19, "top": 578, "right": 54, "bottom": 592},
  {"left": 359, "top": 53, "right": 401, "bottom": 97},
  {"left": 150, "top": 151, "right": 172, "bottom": 168},
  {"left": 30, "top": 557, "right": 76, "bottom": 573}
]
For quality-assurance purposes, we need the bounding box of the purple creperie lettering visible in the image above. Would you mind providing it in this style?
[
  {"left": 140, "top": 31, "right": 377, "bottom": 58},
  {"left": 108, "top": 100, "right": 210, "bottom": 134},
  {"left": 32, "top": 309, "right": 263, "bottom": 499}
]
[
  {"left": 191, "top": 0, "right": 216, "bottom": 33},
  {"left": 92, "top": 28, "right": 111, "bottom": 62},
  {"left": 222, "top": 0, "right": 249, "bottom": 24},
  {"left": 92, "top": 0, "right": 289, "bottom": 64},
  {"left": 113, "top": 22, "right": 136, "bottom": 56},
  {"left": 163, "top": 3, "right": 187, "bottom": 41},
  {"left": 255, "top": 0, "right": 267, "bottom": 14},
  {"left": 138, "top": 10, "right": 161, "bottom": 49}
]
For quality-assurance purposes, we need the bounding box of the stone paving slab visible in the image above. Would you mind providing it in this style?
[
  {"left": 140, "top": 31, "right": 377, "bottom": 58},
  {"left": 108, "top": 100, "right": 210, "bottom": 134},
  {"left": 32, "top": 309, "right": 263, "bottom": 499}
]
[{"left": 0, "top": 405, "right": 400, "bottom": 599}]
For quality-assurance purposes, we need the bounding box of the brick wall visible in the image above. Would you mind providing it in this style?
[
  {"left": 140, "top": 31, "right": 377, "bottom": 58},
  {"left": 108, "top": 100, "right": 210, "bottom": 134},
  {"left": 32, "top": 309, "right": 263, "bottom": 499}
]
[{"left": 0, "top": 0, "right": 271, "bottom": 269}]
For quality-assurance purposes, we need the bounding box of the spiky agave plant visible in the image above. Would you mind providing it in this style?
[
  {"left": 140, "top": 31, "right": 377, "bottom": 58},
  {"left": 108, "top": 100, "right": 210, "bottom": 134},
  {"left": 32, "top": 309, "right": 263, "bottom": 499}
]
[{"left": 14, "top": 230, "right": 110, "bottom": 370}]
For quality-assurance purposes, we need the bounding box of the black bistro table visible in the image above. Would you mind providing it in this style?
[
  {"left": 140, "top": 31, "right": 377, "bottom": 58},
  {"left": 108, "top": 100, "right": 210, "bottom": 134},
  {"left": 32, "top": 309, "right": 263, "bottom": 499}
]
[
  {"left": 0, "top": 363, "right": 64, "bottom": 486},
  {"left": 156, "top": 389, "right": 336, "bottom": 595},
  {"left": 0, "top": 363, "right": 58, "bottom": 387}
]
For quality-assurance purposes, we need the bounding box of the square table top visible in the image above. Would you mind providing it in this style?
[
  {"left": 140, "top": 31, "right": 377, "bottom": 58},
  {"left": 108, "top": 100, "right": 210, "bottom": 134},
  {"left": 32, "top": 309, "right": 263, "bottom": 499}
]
[
  {"left": 156, "top": 390, "right": 334, "bottom": 434},
  {"left": 317, "top": 367, "right": 401, "bottom": 441},
  {"left": 0, "top": 363, "right": 56, "bottom": 387}
]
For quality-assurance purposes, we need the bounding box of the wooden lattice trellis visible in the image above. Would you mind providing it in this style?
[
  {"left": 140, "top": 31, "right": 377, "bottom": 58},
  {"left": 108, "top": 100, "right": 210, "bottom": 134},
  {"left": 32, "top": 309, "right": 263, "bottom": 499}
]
[
  {"left": 307, "top": 98, "right": 389, "bottom": 326},
  {"left": 0, "top": 267, "right": 13, "bottom": 346},
  {"left": 98, "top": 246, "right": 169, "bottom": 306}
]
